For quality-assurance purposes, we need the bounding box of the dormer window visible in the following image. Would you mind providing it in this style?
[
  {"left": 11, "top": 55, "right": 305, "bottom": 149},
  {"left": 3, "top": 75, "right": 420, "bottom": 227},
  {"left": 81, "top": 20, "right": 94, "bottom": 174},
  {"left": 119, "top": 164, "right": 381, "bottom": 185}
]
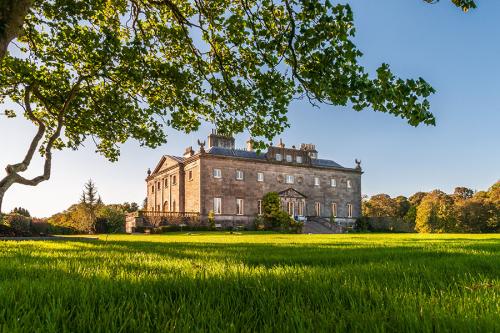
[
  {"left": 286, "top": 155, "right": 292, "bottom": 162},
  {"left": 296, "top": 156, "right": 303, "bottom": 163},
  {"left": 276, "top": 153, "right": 282, "bottom": 161}
]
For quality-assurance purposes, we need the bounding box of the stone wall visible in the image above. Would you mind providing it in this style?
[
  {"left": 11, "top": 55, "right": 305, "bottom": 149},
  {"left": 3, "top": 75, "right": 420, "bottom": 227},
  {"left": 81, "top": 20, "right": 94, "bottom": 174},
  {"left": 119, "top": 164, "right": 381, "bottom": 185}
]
[{"left": 200, "top": 154, "right": 361, "bottom": 221}]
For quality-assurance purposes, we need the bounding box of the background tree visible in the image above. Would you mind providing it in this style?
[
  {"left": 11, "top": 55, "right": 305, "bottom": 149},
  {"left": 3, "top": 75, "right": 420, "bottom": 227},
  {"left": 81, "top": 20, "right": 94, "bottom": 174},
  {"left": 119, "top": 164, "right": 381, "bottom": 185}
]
[
  {"left": 415, "top": 190, "right": 457, "bottom": 233},
  {"left": 453, "top": 187, "right": 474, "bottom": 201},
  {"left": 11, "top": 207, "right": 30, "bottom": 217},
  {"left": 363, "top": 194, "right": 397, "bottom": 217},
  {"left": 80, "top": 179, "right": 102, "bottom": 233},
  {"left": 0, "top": 0, "right": 475, "bottom": 212}
]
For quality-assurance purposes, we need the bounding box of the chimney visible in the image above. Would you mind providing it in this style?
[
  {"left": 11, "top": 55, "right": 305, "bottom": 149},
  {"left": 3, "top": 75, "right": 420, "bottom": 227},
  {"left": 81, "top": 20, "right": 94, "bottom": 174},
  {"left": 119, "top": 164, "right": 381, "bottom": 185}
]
[
  {"left": 246, "top": 138, "right": 254, "bottom": 151},
  {"left": 183, "top": 146, "right": 194, "bottom": 158},
  {"left": 278, "top": 138, "right": 285, "bottom": 148},
  {"left": 207, "top": 129, "right": 235, "bottom": 149}
]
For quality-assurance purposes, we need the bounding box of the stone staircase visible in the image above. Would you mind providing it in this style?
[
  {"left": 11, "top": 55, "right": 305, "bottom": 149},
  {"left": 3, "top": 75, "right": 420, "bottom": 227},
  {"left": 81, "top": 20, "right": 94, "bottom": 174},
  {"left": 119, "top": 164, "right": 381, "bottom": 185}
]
[{"left": 303, "top": 218, "right": 347, "bottom": 234}]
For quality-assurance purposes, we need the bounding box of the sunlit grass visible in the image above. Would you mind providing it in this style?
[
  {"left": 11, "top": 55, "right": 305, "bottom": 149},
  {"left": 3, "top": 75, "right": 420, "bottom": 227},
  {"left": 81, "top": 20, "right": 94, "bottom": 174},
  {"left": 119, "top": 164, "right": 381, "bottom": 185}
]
[{"left": 0, "top": 233, "right": 499, "bottom": 332}]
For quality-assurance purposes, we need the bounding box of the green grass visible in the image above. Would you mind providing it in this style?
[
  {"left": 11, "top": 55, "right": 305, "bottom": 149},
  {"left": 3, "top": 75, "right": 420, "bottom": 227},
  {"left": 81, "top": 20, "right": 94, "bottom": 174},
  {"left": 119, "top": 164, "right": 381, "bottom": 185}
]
[{"left": 0, "top": 233, "right": 499, "bottom": 332}]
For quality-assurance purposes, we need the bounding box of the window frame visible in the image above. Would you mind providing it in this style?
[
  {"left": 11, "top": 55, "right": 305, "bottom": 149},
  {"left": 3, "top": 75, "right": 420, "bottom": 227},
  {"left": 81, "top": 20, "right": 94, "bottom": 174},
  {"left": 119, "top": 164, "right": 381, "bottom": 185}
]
[
  {"left": 314, "top": 177, "right": 320, "bottom": 186},
  {"left": 213, "top": 168, "right": 222, "bottom": 179},
  {"left": 315, "top": 202, "right": 321, "bottom": 216},
  {"left": 347, "top": 180, "right": 352, "bottom": 188},
  {"left": 236, "top": 170, "right": 244, "bottom": 180},
  {"left": 296, "top": 156, "right": 303, "bottom": 164},
  {"left": 257, "top": 172, "right": 264, "bottom": 182},
  {"left": 258, "top": 200, "right": 262, "bottom": 215},
  {"left": 285, "top": 175, "right": 294, "bottom": 184},
  {"left": 331, "top": 203, "right": 337, "bottom": 217},
  {"left": 347, "top": 203, "right": 353, "bottom": 218},
  {"left": 286, "top": 154, "right": 292, "bottom": 162},
  {"left": 275, "top": 153, "right": 282, "bottom": 161},
  {"left": 214, "top": 197, "right": 222, "bottom": 215},
  {"left": 331, "top": 178, "right": 337, "bottom": 187},
  {"left": 236, "top": 198, "right": 244, "bottom": 215}
]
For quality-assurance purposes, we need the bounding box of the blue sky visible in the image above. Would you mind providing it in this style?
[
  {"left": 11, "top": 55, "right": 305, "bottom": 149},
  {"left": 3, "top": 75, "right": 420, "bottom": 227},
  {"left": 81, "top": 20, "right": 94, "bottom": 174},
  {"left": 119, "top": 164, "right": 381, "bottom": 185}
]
[{"left": 1, "top": 0, "right": 499, "bottom": 217}]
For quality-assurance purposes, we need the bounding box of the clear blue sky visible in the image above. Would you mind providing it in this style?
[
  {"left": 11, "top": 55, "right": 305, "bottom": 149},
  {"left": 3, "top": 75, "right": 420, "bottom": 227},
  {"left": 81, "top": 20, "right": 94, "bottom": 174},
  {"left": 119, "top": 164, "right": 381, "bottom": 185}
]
[{"left": 1, "top": 0, "right": 499, "bottom": 217}]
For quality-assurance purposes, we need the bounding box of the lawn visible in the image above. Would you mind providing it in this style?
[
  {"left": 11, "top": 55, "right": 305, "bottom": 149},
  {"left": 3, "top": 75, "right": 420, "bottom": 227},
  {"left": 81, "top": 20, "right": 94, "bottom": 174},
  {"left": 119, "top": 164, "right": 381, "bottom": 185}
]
[{"left": 0, "top": 233, "right": 498, "bottom": 332}]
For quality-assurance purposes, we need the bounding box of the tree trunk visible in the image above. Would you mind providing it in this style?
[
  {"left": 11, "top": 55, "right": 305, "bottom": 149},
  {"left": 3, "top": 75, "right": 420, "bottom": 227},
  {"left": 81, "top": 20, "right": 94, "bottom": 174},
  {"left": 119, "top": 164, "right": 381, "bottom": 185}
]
[
  {"left": 0, "top": 0, "right": 32, "bottom": 59},
  {"left": 0, "top": 187, "right": 4, "bottom": 214}
]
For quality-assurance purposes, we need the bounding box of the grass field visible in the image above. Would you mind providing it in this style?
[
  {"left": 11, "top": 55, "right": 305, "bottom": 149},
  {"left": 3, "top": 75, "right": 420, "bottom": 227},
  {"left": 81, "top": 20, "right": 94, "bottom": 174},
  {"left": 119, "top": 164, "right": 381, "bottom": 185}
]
[{"left": 0, "top": 233, "right": 499, "bottom": 332}]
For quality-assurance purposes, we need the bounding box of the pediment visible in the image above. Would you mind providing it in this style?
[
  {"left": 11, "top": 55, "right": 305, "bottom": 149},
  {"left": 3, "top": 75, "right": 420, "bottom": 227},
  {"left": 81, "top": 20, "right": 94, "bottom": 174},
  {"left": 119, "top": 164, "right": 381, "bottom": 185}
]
[
  {"left": 278, "top": 188, "right": 307, "bottom": 199},
  {"left": 151, "top": 155, "right": 184, "bottom": 175}
]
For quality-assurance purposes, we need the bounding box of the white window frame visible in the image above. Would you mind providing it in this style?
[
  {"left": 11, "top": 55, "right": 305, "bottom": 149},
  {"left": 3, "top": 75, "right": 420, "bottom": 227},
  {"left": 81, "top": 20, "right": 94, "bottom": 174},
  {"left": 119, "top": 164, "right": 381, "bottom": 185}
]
[
  {"left": 287, "top": 202, "right": 294, "bottom": 216},
  {"left": 296, "top": 156, "right": 303, "bottom": 164},
  {"left": 258, "top": 200, "right": 262, "bottom": 215},
  {"left": 347, "top": 203, "right": 353, "bottom": 218},
  {"left": 236, "top": 170, "right": 244, "bottom": 180},
  {"left": 236, "top": 198, "right": 244, "bottom": 215},
  {"left": 315, "top": 202, "right": 321, "bottom": 216},
  {"left": 314, "top": 177, "right": 320, "bottom": 186},
  {"left": 331, "top": 203, "right": 337, "bottom": 217},
  {"left": 214, "top": 197, "right": 222, "bottom": 215},
  {"left": 347, "top": 180, "right": 352, "bottom": 188},
  {"left": 213, "top": 168, "right": 222, "bottom": 178},
  {"left": 257, "top": 172, "right": 264, "bottom": 182},
  {"left": 285, "top": 175, "right": 294, "bottom": 184},
  {"left": 298, "top": 201, "right": 304, "bottom": 216},
  {"left": 331, "top": 178, "right": 337, "bottom": 187},
  {"left": 275, "top": 153, "right": 282, "bottom": 161},
  {"left": 286, "top": 154, "right": 292, "bottom": 162}
]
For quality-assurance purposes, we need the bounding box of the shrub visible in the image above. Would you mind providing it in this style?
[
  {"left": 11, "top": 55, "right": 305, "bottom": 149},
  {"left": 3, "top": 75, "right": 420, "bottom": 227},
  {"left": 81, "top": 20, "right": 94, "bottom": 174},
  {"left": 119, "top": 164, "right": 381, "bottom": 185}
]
[
  {"left": 208, "top": 210, "right": 215, "bottom": 230},
  {"left": 253, "top": 215, "right": 265, "bottom": 230}
]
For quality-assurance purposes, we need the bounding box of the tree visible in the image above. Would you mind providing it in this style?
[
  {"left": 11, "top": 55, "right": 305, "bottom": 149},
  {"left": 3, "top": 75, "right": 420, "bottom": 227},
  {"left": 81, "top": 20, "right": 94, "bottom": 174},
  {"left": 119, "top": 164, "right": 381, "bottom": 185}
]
[
  {"left": 11, "top": 207, "right": 30, "bottom": 217},
  {"left": 363, "top": 194, "right": 398, "bottom": 217},
  {"left": 415, "top": 190, "right": 456, "bottom": 233},
  {"left": 80, "top": 179, "right": 102, "bottom": 233},
  {"left": 122, "top": 202, "right": 139, "bottom": 213},
  {"left": 453, "top": 187, "right": 474, "bottom": 201},
  {"left": 0, "top": 0, "right": 473, "bottom": 212},
  {"left": 394, "top": 196, "right": 411, "bottom": 218}
]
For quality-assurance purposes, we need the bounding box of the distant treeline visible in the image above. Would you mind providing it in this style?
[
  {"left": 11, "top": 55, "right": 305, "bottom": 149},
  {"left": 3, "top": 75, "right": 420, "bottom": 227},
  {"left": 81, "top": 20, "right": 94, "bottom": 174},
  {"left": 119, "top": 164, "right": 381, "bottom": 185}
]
[{"left": 360, "top": 181, "right": 499, "bottom": 233}]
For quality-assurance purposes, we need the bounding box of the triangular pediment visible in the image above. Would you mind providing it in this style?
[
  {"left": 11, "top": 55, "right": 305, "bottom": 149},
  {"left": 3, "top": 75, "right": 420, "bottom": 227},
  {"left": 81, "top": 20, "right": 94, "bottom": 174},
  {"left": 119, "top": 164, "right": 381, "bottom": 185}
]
[
  {"left": 151, "top": 155, "right": 184, "bottom": 175},
  {"left": 278, "top": 188, "right": 307, "bottom": 199}
]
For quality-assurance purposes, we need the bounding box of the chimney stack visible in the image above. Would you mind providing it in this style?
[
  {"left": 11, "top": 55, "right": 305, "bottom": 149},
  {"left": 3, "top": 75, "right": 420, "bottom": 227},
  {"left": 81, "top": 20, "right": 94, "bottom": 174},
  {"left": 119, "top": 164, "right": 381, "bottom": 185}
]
[
  {"left": 183, "top": 146, "right": 194, "bottom": 158},
  {"left": 246, "top": 138, "right": 254, "bottom": 151}
]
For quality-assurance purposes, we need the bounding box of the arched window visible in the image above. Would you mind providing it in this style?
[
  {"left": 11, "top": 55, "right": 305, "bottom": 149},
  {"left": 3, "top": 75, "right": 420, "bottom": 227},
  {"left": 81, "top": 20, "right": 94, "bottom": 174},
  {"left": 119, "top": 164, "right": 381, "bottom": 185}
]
[{"left": 163, "top": 201, "right": 169, "bottom": 212}]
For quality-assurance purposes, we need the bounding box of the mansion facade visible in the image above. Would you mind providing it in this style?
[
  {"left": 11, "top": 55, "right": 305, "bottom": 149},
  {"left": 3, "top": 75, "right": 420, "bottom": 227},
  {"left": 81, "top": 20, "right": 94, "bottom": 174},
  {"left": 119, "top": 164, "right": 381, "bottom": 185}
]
[{"left": 145, "top": 131, "right": 362, "bottom": 226}]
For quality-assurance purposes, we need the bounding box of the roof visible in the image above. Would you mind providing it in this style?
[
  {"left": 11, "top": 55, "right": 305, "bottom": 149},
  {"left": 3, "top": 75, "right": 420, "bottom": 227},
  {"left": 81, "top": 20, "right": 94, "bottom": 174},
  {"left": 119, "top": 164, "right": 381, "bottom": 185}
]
[
  {"left": 207, "top": 147, "right": 267, "bottom": 160},
  {"left": 207, "top": 147, "right": 346, "bottom": 169},
  {"left": 164, "top": 155, "right": 185, "bottom": 163},
  {"left": 312, "top": 158, "right": 343, "bottom": 168}
]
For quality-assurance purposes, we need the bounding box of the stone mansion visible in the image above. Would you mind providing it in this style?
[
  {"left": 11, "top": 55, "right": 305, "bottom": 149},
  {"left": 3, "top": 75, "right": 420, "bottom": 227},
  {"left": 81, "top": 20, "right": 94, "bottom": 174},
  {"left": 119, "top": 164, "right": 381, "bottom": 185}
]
[{"left": 145, "top": 131, "right": 362, "bottom": 226}]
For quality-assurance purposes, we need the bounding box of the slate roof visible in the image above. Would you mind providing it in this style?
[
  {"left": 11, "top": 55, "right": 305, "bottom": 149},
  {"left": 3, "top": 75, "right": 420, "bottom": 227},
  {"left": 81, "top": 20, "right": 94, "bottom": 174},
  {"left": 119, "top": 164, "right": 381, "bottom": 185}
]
[
  {"left": 207, "top": 147, "right": 267, "bottom": 160},
  {"left": 164, "top": 155, "right": 185, "bottom": 163},
  {"left": 207, "top": 147, "right": 346, "bottom": 169}
]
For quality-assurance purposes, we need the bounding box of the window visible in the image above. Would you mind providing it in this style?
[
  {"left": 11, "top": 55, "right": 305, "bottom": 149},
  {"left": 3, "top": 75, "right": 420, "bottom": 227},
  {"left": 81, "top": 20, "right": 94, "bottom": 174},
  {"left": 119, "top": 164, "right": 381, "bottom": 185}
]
[
  {"left": 164, "top": 179, "right": 168, "bottom": 187},
  {"left": 172, "top": 175, "right": 177, "bottom": 185},
  {"left": 331, "top": 178, "right": 337, "bottom": 187},
  {"left": 314, "top": 177, "right": 320, "bottom": 186},
  {"left": 157, "top": 182, "right": 161, "bottom": 190},
  {"left": 287, "top": 202, "right": 294, "bottom": 216},
  {"left": 258, "top": 200, "right": 262, "bottom": 215},
  {"left": 214, "top": 197, "right": 222, "bottom": 214},
  {"left": 151, "top": 185, "right": 154, "bottom": 193},
  {"left": 213, "top": 168, "right": 222, "bottom": 178},
  {"left": 286, "top": 154, "right": 292, "bottom": 162},
  {"left": 285, "top": 175, "right": 294, "bottom": 184},
  {"left": 236, "top": 170, "right": 244, "bottom": 180},
  {"left": 236, "top": 198, "right": 244, "bottom": 215},
  {"left": 257, "top": 172, "right": 264, "bottom": 182},
  {"left": 276, "top": 153, "right": 282, "bottom": 161},
  {"left": 331, "top": 203, "right": 337, "bottom": 217},
  {"left": 157, "top": 205, "right": 160, "bottom": 211},
  {"left": 347, "top": 204, "right": 353, "bottom": 218},
  {"left": 315, "top": 202, "right": 321, "bottom": 216},
  {"left": 347, "top": 180, "right": 352, "bottom": 188},
  {"left": 298, "top": 201, "right": 304, "bottom": 216},
  {"left": 188, "top": 170, "right": 193, "bottom": 181},
  {"left": 296, "top": 156, "right": 303, "bottom": 163},
  {"left": 172, "top": 200, "right": 176, "bottom": 212}
]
